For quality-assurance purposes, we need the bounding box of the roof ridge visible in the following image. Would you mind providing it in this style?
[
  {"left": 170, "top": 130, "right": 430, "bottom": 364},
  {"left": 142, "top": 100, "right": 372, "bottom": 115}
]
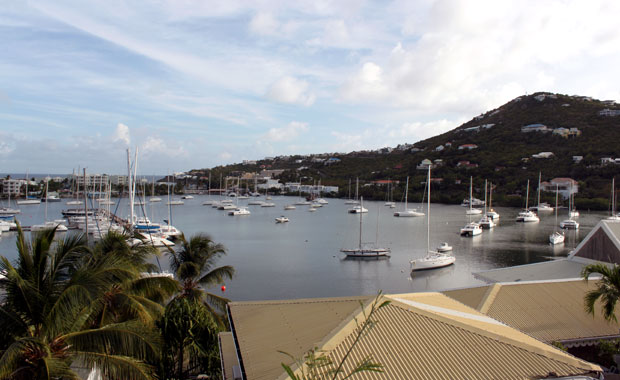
[{"left": 478, "top": 283, "right": 502, "bottom": 313}]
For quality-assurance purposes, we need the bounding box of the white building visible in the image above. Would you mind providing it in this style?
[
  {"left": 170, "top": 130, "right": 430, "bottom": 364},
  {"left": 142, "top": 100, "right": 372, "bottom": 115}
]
[
  {"left": 540, "top": 178, "right": 578, "bottom": 199},
  {"left": 2, "top": 179, "right": 23, "bottom": 196}
]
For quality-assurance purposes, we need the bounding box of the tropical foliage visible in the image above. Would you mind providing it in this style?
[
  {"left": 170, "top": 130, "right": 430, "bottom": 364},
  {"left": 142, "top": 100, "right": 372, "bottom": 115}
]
[
  {"left": 582, "top": 263, "right": 620, "bottom": 322},
  {"left": 0, "top": 226, "right": 233, "bottom": 380}
]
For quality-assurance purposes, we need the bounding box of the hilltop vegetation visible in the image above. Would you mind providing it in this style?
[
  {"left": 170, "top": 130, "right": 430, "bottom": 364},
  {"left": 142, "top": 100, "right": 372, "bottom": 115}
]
[{"left": 192, "top": 93, "right": 620, "bottom": 210}]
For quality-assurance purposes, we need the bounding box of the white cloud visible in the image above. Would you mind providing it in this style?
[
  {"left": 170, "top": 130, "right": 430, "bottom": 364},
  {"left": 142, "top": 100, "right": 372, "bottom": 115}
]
[
  {"left": 264, "top": 121, "right": 308, "bottom": 142},
  {"left": 113, "top": 123, "right": 131, "bottom": 145},
  {"left": 266, "top": 76, "right": 316, "bottom": 106},
  {"left": 141, "top": 136, "right": 187, "bottom": 158},
  {"left": 249, "top": 12, "right": 279, "bottom": 36},
  {"left": 219, "top": 152, "right": 232, "bottom": 161}
]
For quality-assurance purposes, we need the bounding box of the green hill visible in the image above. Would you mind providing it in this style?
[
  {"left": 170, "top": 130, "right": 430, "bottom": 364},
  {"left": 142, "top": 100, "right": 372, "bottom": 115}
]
[{"left": 191, "top": 92, "right": 620, "bottom": 210}]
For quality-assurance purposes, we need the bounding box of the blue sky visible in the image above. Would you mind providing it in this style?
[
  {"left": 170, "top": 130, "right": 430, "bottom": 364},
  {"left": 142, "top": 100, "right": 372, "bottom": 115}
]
[{"left": 1, "top": 0, "right": 620, "bottom": 174}]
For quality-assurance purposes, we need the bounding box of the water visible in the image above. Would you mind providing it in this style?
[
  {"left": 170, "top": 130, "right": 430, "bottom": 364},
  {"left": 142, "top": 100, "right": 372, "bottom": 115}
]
[{"left": 0, "top": 195, "right": 603, "bottom": 301}]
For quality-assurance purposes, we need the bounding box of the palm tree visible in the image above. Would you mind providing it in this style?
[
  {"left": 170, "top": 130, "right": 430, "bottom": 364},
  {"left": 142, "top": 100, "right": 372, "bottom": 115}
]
[
  {"left": 167, "top": 233, "right": 234, "bottom": 318},
  {"left": 0, "top": 225, "right": 160, "bottom": 380},
  {"left": 582, "top": 263, "right": 620, "bottom": 322}
]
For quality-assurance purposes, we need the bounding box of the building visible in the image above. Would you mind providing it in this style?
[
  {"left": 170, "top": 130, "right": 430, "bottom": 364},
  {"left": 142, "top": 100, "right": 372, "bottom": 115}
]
[
  {"left": 416, "top": 158, "right": 433, "bottom": 170},
  {"left": 540, "top": 178, "right": 578, "bottom": 199},
  {"left": 1, "top": 179, "right": 23, "bottom": 196},
  {"left": 458, "top": 144, "right": 478, "bottom": 150},
  {"left": 573, "top": 155, "right": 583, "bottom": 163},
  {"left": 532, "top": 151, "right": 554, "bottom": 159},
  {"left": 599, "top": 108, "right": 620, "bottom": 116},
  {"left": 521, "top": 123, "right": 550, "bottom": 133},
  {"left": 220, "top": 293, "right": 600, "bottom": 380},
  {"left": 257, "top": 179, "right": 282, "bottom": 190}
]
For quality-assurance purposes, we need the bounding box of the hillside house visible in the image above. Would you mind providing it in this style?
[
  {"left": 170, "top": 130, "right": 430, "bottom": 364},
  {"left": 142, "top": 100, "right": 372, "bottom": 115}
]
[
  {"left": 601, "top": 157, "right": 615, "bottom": 165},
  {"left": 599, "top": 108, "right": 620, "bottom": 116},
  {"left": 540, "top": 178, "right": 578, "bottom": 199},
  {"left": 324, "top": 157, "right": 341, "bottom": 165},
  {"left": 435, "top": 145, "right": 445, "bottom": 152},
  {"left": 458, "top": 144, "right": 478, "bottom": 150},
  {"left": 416, "top": 159, "right": 433, "bottom": 170},
  {"left": 532, "top": 152, "right": 554, "bottom": 159},
  {"left": 521, "top": 123, "right": 550, "bottom": 133},
  {"left": 457, "top": 161, "right": 478, "bottom": 169},
  {"left": 572, "top": 156, "right": 583, "bottom": 163}
]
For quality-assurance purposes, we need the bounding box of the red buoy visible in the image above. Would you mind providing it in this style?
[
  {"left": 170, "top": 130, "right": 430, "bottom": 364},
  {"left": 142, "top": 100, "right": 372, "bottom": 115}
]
[{"left": 221, "top": 285, "right": 226, "bottom": 292}]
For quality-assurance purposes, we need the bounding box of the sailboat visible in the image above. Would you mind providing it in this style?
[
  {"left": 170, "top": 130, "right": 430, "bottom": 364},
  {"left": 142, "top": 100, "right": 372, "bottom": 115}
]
[
  {"left": 486, "top": 182, "right": 499, "bottom": 221},
  {"left": 568, "top": 184, "right": 579, "bottom": 218},
  {"left": 0, "top": 181, "right": 20, "bottom": 215},
  {"left": 393, "top": 177, "right": 424, "bottom": 217},
  {"left": 607, "top": 178, "right": 620, "bottom": 221},
  {"left": 560, "top": 182, "right": 579, "bottom": 229},
  {"left": 347, "top": 178, "right": 367, "bottom": 213},
  {"left": 384, "top": 180, "right": 396, "bottom": 207},
  {"left": 549, "top": 184, "right": 565, "bottom": 245},
  {"left": 411, "top": 166, "right": 455, "bottom": 271},
  {"left": 478, "top": 180, "right": 495, "bottom": 229},
  {"left": 344, "top": 178, "right": 359, "bottom": 205},
  {"left": 17, "top": 172, "right": 41, "bottom": 205},
  {"left": 66, "top": 169, "right": 83, "bottom": 206},
  {"left": 465, "top": 177, "right": 482, "bottom": 215},
  {"left": 31, "top": 180, "right": 68, "bottom": 232},
  {"left": 150, "top": 176, "right": 162, "bottom": 202},
  {"left": 516, "top": 180, "right": 539, "bottom": 222},
  {"left": 533, "top": 172, "right": 553, "bottom": 212},
  {"left": 341, "top": 197, "right": 390, "bottom": 258}
]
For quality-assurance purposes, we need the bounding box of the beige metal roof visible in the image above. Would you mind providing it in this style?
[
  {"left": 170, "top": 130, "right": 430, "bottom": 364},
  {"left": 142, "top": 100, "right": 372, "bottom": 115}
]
[
  {"left": 228, "top": 296, "right": 369, "bottom": 380},
  {"left": 474, "top": 258, "right": 589, "bottom": 283},
  {"left": 219, "top": 332, "right": 239, "bottom": 380},
  {"left": 229, "top": 293, "right": 600, "bottom": 380},
  {"left": 444, "top": 279, "right": 620, "bottom": 345}
]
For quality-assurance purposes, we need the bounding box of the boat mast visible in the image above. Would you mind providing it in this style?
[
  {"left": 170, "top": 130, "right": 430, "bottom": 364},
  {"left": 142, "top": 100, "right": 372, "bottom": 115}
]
[
  {"left": 44, "top": 179, "right": 48, "bottom": 222},
  {"left": 427, "top": 166, "right": 431, "bottom": 254},
  {"left": 484, "top": 179, "right": 488, "bottom": 216},
  {"left": 83, "top": 168, "right": 88, "bottom": 237},
  {"left": 404, "top": 176, "right": 409, "bottom": 210},
  {"left": 469, "top": 176, "right": 473, "bottom": 213},
  {"left": 537, "top": 172, "right": 542, "bottom": 206},
  {"left": 355, "top": 178, "right": 359, "bottom": 201},
  {"left": 359, "top": 197, "right": 363, "bottom": 249},
  {"left": 554, "top": 184, "right": 559, "bottom": 229},
  {"left": 525, "top": 180, "right": 530, "bottom": 210}
]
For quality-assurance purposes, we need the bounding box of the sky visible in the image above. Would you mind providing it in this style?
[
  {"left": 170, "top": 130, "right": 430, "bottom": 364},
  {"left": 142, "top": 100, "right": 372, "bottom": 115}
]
[{"left": 1, "top": 0, "right": 620, "bottom": 175}]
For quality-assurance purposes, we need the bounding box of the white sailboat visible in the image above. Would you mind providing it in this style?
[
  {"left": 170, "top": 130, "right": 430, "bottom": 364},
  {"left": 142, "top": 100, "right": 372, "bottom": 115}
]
[
  {"left": 347, "top": 178, "right": 366, "bottom": 212},
  {"left": 486, "top": 182, "right": 499, "bottom": 221},
  {"left": 66, "top": 169, "right": 83, "bottom": 206},
  {"left": 560, "top": 183, "right": 579, "bottom": 230},
  {"left": 607, "top": 178, "right": 620, "bottom": 221},
  {"left": 549, "top": 184, "right": 565, "bottom": 245},
  {"left": 150, "top": 176, "right": 162, "bottom": 202},
  {"left": 17, "top": 172, "right": 41, "bottom": 205},
  {"left": 341, "top": 197, "right": 390, "bottom": 258},
  {"left": 533, "top": 172, "right": 553, "bottom": 212},
  {"left": 465, "top": 177, "right": 482, "bottom": 215},
  {"left": 411, "top": 167, "right": 455, "bottom": 271},
  {"left": 516, "top": 180, "right": 539, "bottom": 223},
  {"left": 0, "top": 183, "right": 20, "bottom": 215},
  {"left": 393, "top": 177, "right": 424, "bottom": 217},
  {"left": 478, "top": 180, "right": 495, "bottom": 229},
  {"left": 344, "top": 178, "right": 359, "bottom": 205}
]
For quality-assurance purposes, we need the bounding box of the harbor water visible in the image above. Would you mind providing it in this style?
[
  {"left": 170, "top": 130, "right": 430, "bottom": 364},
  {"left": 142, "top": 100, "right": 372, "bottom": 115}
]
[{"left": 0, "top": 195, "right": 603, "bottom": 301}]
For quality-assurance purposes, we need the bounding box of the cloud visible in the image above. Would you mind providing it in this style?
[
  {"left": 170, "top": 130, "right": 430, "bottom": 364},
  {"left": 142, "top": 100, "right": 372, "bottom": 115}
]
[
  {"left": 113, "top": 123, "right": 131, "bottom": 145},
  {"left": 141, "top": 136, "right": 187, "bottom": 158},
  {"left": 219, "top": 152, "right": 232, "bottom": 161},
  {"left": 249, "top": 12, "right": 279, "bottom": 36},
  {"left": 266, "top": 76, "right": 316, "bottom": 106},
  {"left": 264, "top": 121, "right": 308, "bottom": 142}
]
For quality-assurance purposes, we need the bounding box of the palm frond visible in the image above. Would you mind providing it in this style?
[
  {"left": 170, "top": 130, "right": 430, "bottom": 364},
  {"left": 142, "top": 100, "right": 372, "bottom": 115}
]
[
  {"left": 75, "top": 351, "right": 156, "bottom": 380},
  {"left": 198, "top": 265, "right": 235, "bottom": 287}
]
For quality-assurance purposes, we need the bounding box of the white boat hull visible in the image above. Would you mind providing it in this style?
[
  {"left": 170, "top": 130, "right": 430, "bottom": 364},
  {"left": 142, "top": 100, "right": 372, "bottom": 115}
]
[
  {"left": 394, "top": 209, "right": 424, "bottom": 217},
  {"left": 411, "top": 252, "right": 455, "bottom": 271},
  {"left": 549, "top": 232, "right": 565, "bottom": 245}
]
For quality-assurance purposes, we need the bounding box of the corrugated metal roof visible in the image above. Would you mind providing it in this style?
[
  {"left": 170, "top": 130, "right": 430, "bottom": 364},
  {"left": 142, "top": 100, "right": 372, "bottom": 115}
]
[
  {"left": 219, "top": 332, "right": 238, "bottom": 380},
  {"left": 228, "top": 296, "right": 369, "bottom": 380},
  {"left": 229, "top": 293, "right": 600, "bottom": 380},
  {"left": 444, "top": 279, "right": 620, "bottom": 345},
  {"left": 474, "top": 258, "right": 588, "bottom": 283}
]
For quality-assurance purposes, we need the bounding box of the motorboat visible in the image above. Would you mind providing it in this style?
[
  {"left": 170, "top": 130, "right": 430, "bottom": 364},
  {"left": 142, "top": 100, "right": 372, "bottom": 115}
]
[
  {"left": 228, "top": 207, "right": 250, "bottom": 216},
  {"left": 549, "top": 231, "right": 565, "bottom": 245},
  {"left": 180, "top": 195, "right": 194, "bottom": 200},
  {"left": 487, "top": 209, "right": 500, "bottom": 221},
  {"left": 533, "top": 203, "right": 553, "bottom": 212},
  {"left": 460, "top": 222, "right": 482, "bottom": 236},
  {"left": 202, "top": 200, "right": 215, "bottom": 205},
  {"left": 30, "top": 221, "right": 68, "bottom": 232},
  {"left": 160, "top": 224, "right": 182, "bottom": 239},
  {"left": 260, "top": 202, "right": 276, "bottom": 207},
  {"left": 315, "top": 198, "right": 329, "bottom": 204},
  {"left": 247, "top": 200, "right": 265, "bottom": 205},
  {"left": 218, "top": 204, "right": 237, "bottom": 210},
  {"left": 348, "top": 205, "right": 368, "bottom": 214},
  {"left": 411, "top": 167, "right": 455, "bottom": 271},
  {"left": 478, "top": 215, "right": 495, "bottom": 229},
  {"left": 295, "top": 200, "right": 312, "bottom": 205},
  {"left": 436, "top": 242, "right": 453, "bottom": 252},
  {"left": 17, "top": 198, "right": 41, "bottom": 205},
  {"left": 569, "top": 210, "right": 580, "bottom": 218},
  {"left": 461, "top": 198, "right": 485, "bottom": 207},
  {"left": 44, "top": 195, "right": 61, "bottom": 202},
  {"left": 560, "top": 219, "right": 579, "bottom": 230},
  {"left": 275, "top": 216, "right": 289, "bottom": 223},
  {"left": 516, "top": 210, "right": 540, "bottom": 223},
  {"left": 150, "top": 197, "right": 162, "bottom": 202},
  {"left": 284, "top": 205, "right": 296, "bottom": 210},
  {"left": 0, "top": 207, "right": 20, "bottom": 215},
  {"left": 465, "top": 208, "right": 482, "bottom": 215},
  {"left": 134, "top": 217, "right": 161, "bottom": 233},
  {"left": 384, "top": 201, "right": 396, "bottom": 207}
]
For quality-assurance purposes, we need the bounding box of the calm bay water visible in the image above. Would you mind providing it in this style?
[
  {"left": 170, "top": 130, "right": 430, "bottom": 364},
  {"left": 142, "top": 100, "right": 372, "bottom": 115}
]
[{"left": 0, "top": 195, "right": 604, "bottom": 301}]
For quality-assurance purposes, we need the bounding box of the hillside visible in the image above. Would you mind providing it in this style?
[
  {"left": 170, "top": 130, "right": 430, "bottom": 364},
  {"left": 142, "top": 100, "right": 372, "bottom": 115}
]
[{"left": 191, "top": 92, "right": 620, "bottom": 210}]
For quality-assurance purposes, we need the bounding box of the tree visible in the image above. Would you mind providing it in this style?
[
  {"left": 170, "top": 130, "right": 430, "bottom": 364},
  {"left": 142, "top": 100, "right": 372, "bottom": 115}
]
[
  {"left": 167, "top": 233, "right": 234, "bottom": 323},
  {"left": 582, "top": 263, "right": 620, "bottom": 322},
  {"left": 0, "top": 226, "right": 161, "bottom": 380}
]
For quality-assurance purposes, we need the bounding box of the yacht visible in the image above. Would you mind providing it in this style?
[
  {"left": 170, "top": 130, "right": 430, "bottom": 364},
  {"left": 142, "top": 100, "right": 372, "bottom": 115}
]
[
  {"left": 341, "top": 197, "right": 390, "bottom": 259},
  {"left": 478, "top": 215, "right": 495, "bottom": 229},
  {"left": 30, "top": 221, "right": 68, "bottom": 232},
  {"left": 180, "top": 195, "right": 194, "bottom": 200},
  {"left": 17, "top": 198, "right": 41, "bottom": 205},
  {"left": 315, "top": 198, "right": 329, "bottom": 204},
  {"left": 260, "top": 202, "right": 276, "bottom": 207},
  {"left": 533, "top": 173, "right": 553, "bottom": 212},
  {"left": 344, "top": 178, "right": 360, "bottom": 204},
  {"left": 247, "top": 200, "right": 265, "bottom": 205},
  {"left": 275, "top": 216, "right": 289, "bottom": 223},
  {"left": 202, "top": 200, "right": 215, "bottom": 205},
  {"left": 284, "top": 205, "right": 296, "bottom": 210},
  {"left": 549, "top": 231, "right": 565, "bottom": 245},
  {"left": 167, "top": 200, "right": 185, "bottom": 206},
  {"left": 436, "top": 242, "right": 453, "bottom": 253},
  {"left": 0, "top": 207, "right": 20, "bottom": 215},
  {"left": 218, "top": 204, "right": 237, "bottom": 210},
  {"left": 134, "top": 217, "right": 161, "bottom": 233},
  {"left": 150, "top": 197, "right": 162, "bottom": 202},
  {"left": 460, "top": 222, "right": 482, "bottom": 236},
  {"left": 464, "top": 177, "right": 482, "bottom": 216},
  {"left": 160, "top": 224, "right": 182, "bottom": 239},
  {"left": 411, "top": 167, "right": 455, "bottom": 271},
  {"left": 228, "top": 207, "right": 250, "bottom": 216},
  {"left": 560, "top": 219, "right": 579, "bottom": 230}
]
